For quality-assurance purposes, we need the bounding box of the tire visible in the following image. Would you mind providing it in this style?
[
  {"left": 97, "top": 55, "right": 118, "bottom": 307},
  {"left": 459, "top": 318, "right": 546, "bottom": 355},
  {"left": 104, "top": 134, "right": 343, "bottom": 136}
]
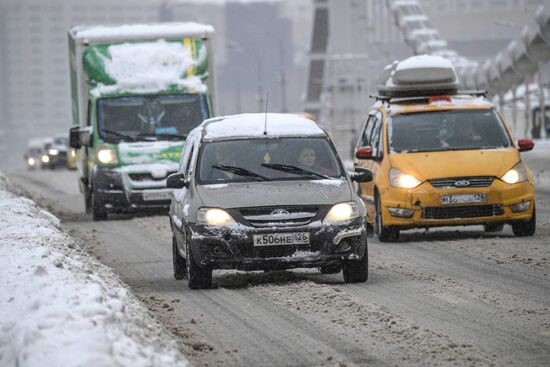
[
  {"left": 512, "top": 206, "right": 536, "bottom": 237},
  {"left": 172, "top": 235, "right": 186, "bottom": 280},
  {"left": 484, "top": 223, "right": 504, "bottom": 232},
  {"left": 342, "top": 247, "right": 368, "bottom": 283},
  {"left": 185, "top": 237, "right": 212, "bottom": 289},
  {"left": 374, "top": 194, "right": 399, "bottom": 242},
  {"left": 91, "top": 190, "right": 107, "bottom": 221},
  {"left": 320, "top": 263, "right": 342, "bottom": 274}
]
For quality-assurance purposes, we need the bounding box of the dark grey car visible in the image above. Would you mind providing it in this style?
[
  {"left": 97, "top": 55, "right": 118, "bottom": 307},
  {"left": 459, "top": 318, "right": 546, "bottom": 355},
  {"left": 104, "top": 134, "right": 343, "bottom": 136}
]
[{"left": 168, "top": 113, "right": 372, "bottom": 289}]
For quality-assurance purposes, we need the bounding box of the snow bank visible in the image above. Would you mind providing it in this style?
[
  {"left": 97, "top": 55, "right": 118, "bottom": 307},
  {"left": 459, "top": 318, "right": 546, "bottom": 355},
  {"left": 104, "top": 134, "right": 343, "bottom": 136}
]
[{"left": 0, "top": 173, "right": 188, "bottom": 367}]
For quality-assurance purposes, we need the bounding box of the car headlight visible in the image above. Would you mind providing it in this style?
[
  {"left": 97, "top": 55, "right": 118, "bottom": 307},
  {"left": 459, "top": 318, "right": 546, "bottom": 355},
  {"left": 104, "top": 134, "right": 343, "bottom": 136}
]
[
  {"left": 41, "top": 155, "right": 50, "bottom": 163},
  {"left": 48, "top": 149, "right": 59, "bottom": 155},
  {"left": 389, "top": 168, "right": 422, "bottom": 188},
  {"left": 197, "top": 208, "right": 235, "bottom": 226},
  {"left": 28, "top": 157, "right": 36, "bottom": 166},
  {"left": 324, "top": 202, "right": 360, "bottom": 223},
  {"left": 501, "top": 162, "right": 527, "bottom": 184},
  {"left": 97, "top": 148, "right": 118, "bottom": 164}
]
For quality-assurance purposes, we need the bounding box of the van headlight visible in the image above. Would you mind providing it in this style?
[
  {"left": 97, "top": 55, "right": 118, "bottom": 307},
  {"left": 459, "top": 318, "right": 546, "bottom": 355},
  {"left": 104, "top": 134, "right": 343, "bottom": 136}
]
[
  {"left": 389, "top": 168, "right": 422, "bottom": 188},
  {"left": 197, "top": 208, "right": 235, "bottom": 226},
  {"left": 97, "top": 148, "right": 118, "bottom": 164},
  {"left": 501, "top": 162, "right": 527, "bottom": 184},
  {"left": 324, "top": 202, "right": 360, "bottom": 223}
]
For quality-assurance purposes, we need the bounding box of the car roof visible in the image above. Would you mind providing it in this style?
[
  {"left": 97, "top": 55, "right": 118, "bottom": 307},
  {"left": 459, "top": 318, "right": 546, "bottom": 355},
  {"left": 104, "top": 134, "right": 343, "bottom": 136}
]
[
  {"left": 374, "top": 94, "right": 493, "bottom": 115},
  {"left": 196, "top": 113, "right": 326, "bottom": 141}
]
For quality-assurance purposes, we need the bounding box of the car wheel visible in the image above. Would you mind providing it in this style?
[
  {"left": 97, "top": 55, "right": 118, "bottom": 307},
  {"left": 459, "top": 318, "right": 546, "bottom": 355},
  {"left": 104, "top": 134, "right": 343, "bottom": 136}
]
[
  {"left": 319, "top": 263, "right": 342, "bottom": 274},
  {"left": 512, "top": 205, "right": 536, "bottom": 237},
  {"left": 91, "top": 190, "right": 107, "bottom": 221},
  {"left": 484, "top": 223, "right": 504, "bottom": 232},
  {"left": 185, "top": 237, "right": 212, "bottom": 289},
  {"left": 172, "top": 235, "right": 186, "bottom": 280},
  {"left": 375, "top": 194, "right": 399, "bottom": 242},
  {"left": 342, "top": 247, "right": 368, "bottom": 283}
]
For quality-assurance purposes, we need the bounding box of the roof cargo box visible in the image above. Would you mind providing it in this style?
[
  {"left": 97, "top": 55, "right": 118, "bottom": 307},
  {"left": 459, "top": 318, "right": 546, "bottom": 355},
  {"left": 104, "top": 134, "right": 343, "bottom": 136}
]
[{"left": 377, "top": 55, "right": 458, "bottom": 97}]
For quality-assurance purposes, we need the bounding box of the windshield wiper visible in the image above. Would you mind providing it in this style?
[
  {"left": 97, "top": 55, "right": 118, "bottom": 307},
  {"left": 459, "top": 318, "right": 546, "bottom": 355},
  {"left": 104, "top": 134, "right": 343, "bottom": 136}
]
[
  {"left": 155, "top": 133, "right": 188, "bottom": 140},
  {"left": 212, "top": 164, "right": 271, "bottom": 181},
  {"left": 103, "top": 129, "right": 137, "bottom": 141},
  {"left": 261, "top": 163, "right": 333, "bottom": 180}
]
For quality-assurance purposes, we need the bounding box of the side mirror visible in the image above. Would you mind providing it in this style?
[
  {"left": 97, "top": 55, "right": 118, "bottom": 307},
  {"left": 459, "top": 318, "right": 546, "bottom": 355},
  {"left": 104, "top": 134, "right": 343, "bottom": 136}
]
[
  {"left": 69, "top": 127, "right": 81, "bottom": 149},
  {"left": 166, "top": 173, "right": 188, "bottom": 189},
  {"left": 517, "top": 138, "right": 534, "bottom": 152},
  {"left": 355, "top": 146, "right": 373, "bottom": 160},
  {"left": 351, "top": 167, "right": 373, "bottom": 183}
]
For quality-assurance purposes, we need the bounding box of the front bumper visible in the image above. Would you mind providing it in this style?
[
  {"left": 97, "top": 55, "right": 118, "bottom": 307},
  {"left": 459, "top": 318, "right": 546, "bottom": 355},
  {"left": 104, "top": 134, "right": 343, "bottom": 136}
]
[
  {"left": 379, "top": 178, "right": 535, "bottom": 228},
  {"left": 185, "top": 219, "right": 368, "bottom": 271},
  {"left": 93, "top": 167, "right": 173, "bottom": 213}
]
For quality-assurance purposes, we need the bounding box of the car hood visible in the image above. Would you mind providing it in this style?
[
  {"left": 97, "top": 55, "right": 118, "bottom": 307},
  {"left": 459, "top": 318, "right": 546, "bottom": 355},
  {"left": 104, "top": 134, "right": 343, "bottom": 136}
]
[
  {"left": 389, "top": 148, "right": 521, "bottom": 180},
  {"left": 196, "top": 179, "right": 353, "bottom": 209}
]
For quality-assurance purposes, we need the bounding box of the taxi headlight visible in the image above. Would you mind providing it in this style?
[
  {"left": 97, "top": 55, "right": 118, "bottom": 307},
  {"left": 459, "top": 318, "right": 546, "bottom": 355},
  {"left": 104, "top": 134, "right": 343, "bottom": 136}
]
[
  {"left": 48, "top": 149, "right": 59, "bottom": 155},
  {"left": 324, "top": 202, "right": 360, "bottom": 223},
  {"left": 389, "top": 168, "right": 422, "bottom": 189},
  {"left": 197, "top": 208, "right": 235, "bottom": 226},
  {"left": 501, "top": 162, "right": 527, "bottom": 184},
  {"left": 97, "top": 148, "right": 118, "bottom": 164}
]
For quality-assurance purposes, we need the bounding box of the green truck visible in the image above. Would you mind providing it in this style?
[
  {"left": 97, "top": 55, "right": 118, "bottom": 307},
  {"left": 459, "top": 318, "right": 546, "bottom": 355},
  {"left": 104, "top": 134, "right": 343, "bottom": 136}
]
[{"left": 68, "top": 23, "right": 215, "bottom": 220}]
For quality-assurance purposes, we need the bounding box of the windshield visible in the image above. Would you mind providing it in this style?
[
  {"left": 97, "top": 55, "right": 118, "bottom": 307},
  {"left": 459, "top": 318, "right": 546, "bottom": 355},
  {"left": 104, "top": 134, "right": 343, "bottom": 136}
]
[
  {"left": 97, "top": 94, "right": 208, "bottom": 143},
  {"left": 54, "top": 137, "right": 68, "bottom": 146},
  {"left": 197, "top": 137, "right": 344, "bottom": 184},
  {"left": 388, "top": 109, "right": 512, "bottom": 153}
]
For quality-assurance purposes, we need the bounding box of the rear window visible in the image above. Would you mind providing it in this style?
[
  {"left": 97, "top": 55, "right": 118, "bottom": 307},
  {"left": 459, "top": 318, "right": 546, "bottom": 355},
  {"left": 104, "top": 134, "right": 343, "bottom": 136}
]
[{"left": 388, "top": 109, "right": 512, "bottom": 153}]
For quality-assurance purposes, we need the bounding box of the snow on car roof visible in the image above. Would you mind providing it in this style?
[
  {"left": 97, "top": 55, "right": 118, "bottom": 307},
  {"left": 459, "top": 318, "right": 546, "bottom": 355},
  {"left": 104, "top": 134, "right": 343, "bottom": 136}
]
[
  {"left": 201, "top": 113, "right": 325, "bottom": 140},
  {"left": 71, "top": 22, "right": 214, "bottom": 43}
]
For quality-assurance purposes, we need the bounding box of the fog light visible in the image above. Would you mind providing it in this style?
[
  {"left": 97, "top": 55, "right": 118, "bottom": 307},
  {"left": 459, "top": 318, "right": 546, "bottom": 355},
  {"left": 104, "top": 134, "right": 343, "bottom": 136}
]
[
  {"left": 335, "top": 240, "right": 352, "bottom": 253},
  {"left": 510, "top": 201, "right": 530, "bottom": 213},
  {"left": 388, "top": 207, "right": 414, "bottom": 218}
]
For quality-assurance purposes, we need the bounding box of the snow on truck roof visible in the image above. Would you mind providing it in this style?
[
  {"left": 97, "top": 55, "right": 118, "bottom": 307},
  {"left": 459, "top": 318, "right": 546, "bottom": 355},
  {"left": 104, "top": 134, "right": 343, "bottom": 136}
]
[
  {"left": 70, "top": 22, "right": 214, "bottom": 43},
  {"left": 198, "top": 113, "right": 325, "bottom": 140}
]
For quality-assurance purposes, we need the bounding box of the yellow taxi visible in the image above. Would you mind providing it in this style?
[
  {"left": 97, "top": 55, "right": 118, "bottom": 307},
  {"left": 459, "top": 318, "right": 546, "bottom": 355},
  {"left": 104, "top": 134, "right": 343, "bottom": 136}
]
[{"left": 354, "top": 56, "right": 536, "bottom": 242}]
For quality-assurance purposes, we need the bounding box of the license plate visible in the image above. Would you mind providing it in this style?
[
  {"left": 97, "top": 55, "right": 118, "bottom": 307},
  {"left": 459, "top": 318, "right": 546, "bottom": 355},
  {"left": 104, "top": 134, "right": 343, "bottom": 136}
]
[
  {"left": 253, "top": 232, "right": 310, "bottom": 247},
  {"left": 142, "top": 191, "right": 172, "bottom": 201},
  {"left": 440, "top": 193, "right": 487, "bottom": 205}
]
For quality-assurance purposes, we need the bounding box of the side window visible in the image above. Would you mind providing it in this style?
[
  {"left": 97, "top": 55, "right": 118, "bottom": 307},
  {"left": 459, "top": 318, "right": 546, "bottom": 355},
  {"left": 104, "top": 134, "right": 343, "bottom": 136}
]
[
  {"left": 178, "top": 139, "right": 195, "bottom": 175},
  {"left": 357, "top": 115, "right": 375, "bottom": 148},
  {"left": 86, "top": 100, "right": 92, "bottom": 127},
  {"left": 370, "top": 115, "right": 382, "bottom": 156}
]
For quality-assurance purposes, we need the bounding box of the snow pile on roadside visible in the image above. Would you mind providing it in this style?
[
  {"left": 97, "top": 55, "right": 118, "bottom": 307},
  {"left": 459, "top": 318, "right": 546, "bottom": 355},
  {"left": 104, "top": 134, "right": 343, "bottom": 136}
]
[{"left": 0, "top": 173, "right": 188, "bottom": 367}]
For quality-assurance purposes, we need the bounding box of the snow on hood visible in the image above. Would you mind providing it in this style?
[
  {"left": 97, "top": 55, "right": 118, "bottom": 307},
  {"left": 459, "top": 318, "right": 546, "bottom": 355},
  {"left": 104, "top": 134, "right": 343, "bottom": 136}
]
[
  {"left": 91, "top": 40, "right": 207, "bottom": 96},
  {"left": 197, "top": 179, "right": 351, "bottom": 208}
]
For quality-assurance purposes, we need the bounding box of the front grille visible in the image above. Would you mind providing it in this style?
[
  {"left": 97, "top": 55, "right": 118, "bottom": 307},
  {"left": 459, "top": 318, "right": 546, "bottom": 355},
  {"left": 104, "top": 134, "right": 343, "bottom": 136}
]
[
  {"left": 129, "top": 172, "right": 176, "bottom": 182},
  {"left": 423, "top": 204, "right": 504, "bottom": 220},
  {"left": 429, "top": 176, "right": 494, "bottom": 189},
  {"left": 239, "top": 206, "right": 319, "bottom": 227}
]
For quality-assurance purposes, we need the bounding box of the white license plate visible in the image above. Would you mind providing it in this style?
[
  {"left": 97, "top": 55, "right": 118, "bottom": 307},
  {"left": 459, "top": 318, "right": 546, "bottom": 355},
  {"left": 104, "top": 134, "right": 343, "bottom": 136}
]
[
  {"left": 253, "top": 232, "right": 310, "bottom": 247},
  {"left": 142, "top": 191, "right": 172, "bottom": 201},
  {"left": 440, "top": 193, "right": 487, "bottom": 205}
]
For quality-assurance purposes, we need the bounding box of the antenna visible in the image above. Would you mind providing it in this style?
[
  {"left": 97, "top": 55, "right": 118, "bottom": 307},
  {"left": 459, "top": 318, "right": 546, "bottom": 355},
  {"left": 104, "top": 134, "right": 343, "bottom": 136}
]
[{"left": 263, "top": 91, "right": 269, "bottom": 135}]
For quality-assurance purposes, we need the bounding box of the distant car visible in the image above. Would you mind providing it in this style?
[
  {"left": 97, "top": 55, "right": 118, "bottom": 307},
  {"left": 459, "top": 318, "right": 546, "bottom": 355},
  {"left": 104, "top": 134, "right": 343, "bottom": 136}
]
[
  {"left": 24, "top": 139, "right": 44, "bottom": 170},
  {"left": 355, "top": 55, "right": 536, "bottom": 242},
  {"left": 41, "top": 134, "right": 69, "bottom": 170},
  {"left": 168, "top": 113, "right": 372, "bottom": 289}
]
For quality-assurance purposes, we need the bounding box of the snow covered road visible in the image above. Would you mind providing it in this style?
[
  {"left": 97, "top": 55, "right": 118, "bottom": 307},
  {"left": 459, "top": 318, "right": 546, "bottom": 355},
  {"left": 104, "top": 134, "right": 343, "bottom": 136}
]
[{"left": 6, "top": 151, "right": 550, "bottom": 366}]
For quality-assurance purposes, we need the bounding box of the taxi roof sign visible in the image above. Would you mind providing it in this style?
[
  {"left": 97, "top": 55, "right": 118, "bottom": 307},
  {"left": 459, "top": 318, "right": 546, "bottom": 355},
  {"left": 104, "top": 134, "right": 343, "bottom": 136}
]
[{"left": 377, "top": 55, "right": 459, "bottom": 97}]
